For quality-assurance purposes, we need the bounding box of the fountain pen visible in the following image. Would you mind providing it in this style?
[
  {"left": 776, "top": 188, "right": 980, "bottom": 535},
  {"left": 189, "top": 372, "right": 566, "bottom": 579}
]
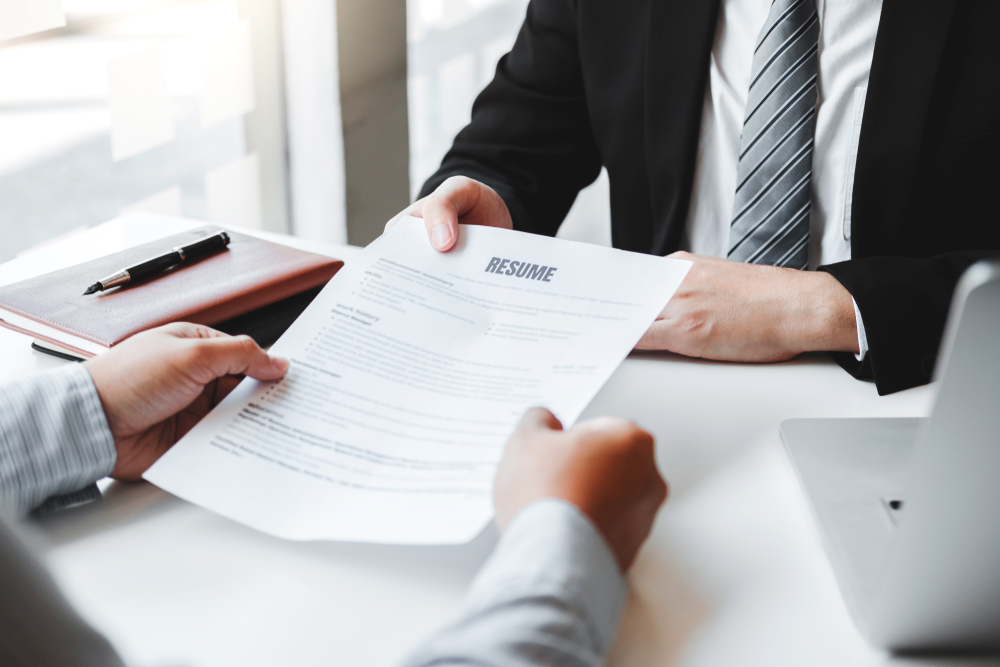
[{"left": 83, "top": 230, "right": 231, "bottom": 295}]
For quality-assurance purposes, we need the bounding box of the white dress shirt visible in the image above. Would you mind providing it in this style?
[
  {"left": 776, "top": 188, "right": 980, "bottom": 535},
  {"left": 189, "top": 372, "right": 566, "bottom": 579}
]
[{"left": 684, "top": 0, "right": 883, "bottom": 357}]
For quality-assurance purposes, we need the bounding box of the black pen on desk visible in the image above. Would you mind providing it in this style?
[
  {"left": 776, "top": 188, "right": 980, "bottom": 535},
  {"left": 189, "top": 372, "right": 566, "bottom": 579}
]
[{"left": 83, "top": 230, "right": 231, "bottom": 295}]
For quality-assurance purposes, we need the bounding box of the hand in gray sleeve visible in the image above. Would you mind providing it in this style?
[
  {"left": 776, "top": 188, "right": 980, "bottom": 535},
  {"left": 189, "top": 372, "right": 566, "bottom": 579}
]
[
  {"left": 403, "top": 499, "right": 628, "bottom": 667},
  {"left": 0, "top": 364, "right": 116, "bottom": 517}
]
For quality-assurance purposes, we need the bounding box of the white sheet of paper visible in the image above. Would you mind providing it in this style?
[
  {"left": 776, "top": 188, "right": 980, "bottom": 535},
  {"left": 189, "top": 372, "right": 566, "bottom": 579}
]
[
  {"left": 108, "top": 46, "right": 176, "bottom": 161},
  {"left": 205, "top": 153, "right": 263, "bottom": 229},
  {"left": 144, "top": 218, "right": 691, "bottom": 544},
  {"left": 200, "top": 18, "right": 255, "bottom": 127},
  {"left": 0, "top": 0, "right": 65, "bottom": 42}
]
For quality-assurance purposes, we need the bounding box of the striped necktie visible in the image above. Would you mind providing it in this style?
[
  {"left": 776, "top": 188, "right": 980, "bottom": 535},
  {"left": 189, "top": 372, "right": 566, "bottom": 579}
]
[{"left": 728, "top": 0, "right": 819, "bottom": 270}]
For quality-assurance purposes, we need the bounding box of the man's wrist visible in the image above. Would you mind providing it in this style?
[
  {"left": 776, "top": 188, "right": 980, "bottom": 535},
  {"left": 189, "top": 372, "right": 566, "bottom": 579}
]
[
  {"left": 795, "top": 271, "right": 860, "bottom": 354},
  {"left": 475, "top": 499, "right": 627, "bottom": 652}
]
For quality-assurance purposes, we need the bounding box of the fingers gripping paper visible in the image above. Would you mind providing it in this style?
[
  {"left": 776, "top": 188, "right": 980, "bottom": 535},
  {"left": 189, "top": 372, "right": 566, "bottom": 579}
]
[{"left": 144, "top": 218, "right": 691, "bottom": 543}]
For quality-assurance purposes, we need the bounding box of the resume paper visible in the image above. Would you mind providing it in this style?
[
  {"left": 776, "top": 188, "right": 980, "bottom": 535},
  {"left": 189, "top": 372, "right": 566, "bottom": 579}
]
[{"left": 144, "top": 218, "right": 691, "bottom": 544}]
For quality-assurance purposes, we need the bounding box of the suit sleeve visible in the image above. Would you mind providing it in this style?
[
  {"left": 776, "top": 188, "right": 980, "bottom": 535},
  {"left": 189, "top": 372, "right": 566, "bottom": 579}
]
[
  {"left": 402, "top": 499, "right": 627, "bottom": 667},
  {"left": 820, "top": 250, "right": 1000, "bottom": 395},
  {"left": 418, "top": 0, "right": 603, "bottom": 237},
  {"left": 0, "top": 365, "right": 117, "bottom": 517}
]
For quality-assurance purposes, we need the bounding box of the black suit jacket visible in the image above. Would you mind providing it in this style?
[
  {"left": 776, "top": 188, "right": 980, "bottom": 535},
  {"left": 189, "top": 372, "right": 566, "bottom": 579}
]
[{"left": 420, "top": 0, "right": 1000, "bottom": 394}]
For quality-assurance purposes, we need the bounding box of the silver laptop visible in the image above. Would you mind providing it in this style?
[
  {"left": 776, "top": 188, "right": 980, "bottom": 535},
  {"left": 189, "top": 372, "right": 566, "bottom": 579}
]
[{"left": 780, "top": 260, "right": 1000, "bottom": 652}]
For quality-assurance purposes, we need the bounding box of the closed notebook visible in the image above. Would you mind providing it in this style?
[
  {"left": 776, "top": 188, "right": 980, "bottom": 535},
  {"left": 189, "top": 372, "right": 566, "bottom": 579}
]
[{"left": 0, "top": 226, "right": 343, "bottom": 357}]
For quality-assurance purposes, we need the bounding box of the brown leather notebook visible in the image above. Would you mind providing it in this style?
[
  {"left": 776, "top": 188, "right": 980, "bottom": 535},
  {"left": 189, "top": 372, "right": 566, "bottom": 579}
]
[{"left": 0, "top": 226, "right": 343, "bottom": 357}]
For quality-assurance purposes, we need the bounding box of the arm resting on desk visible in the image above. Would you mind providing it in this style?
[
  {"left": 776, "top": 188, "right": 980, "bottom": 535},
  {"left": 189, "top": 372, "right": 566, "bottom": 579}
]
[
  {"left": 0, "top": 365, "right": 116, "bottom": 517},
  {"left": 821, "top": 250, "right": 1000, "bottom": 395},
  {"left": 404, "top": 499, "right": 627, "bottom": 667}
]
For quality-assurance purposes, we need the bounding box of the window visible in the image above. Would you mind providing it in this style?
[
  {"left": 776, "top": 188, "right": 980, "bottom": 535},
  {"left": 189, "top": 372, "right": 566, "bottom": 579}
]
[{"left": 0, "top": 0, "right": 291, "bottom": 261}]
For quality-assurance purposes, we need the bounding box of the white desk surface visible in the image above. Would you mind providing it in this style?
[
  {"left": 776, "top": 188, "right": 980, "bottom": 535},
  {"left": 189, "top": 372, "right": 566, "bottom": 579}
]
[{"left": 2, "top": 216, "right": 994, "bottom": 667}]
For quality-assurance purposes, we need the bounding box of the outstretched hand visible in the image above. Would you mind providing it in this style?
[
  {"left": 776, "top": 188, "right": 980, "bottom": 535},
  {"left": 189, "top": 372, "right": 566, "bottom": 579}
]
[
  {"left": 386, "top": 176, "right": 513, "bottom": 252},
  {"left": 494, "top": 408, "right": 667, "bottom": 572},
  {"left": 396, "top": 185, "right": 860, "bottom": 363},
  {"left": 84, "top": 323, "right": 288, "bottom": 480}
]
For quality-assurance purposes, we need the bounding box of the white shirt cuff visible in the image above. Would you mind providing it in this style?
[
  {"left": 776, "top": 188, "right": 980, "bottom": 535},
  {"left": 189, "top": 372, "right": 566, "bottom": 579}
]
[
  {"left": 852, "top": 297, "right": 868, "bottom": 361},
  {"left": 465, "top": 498, "right": 628, "bottom": 654}
]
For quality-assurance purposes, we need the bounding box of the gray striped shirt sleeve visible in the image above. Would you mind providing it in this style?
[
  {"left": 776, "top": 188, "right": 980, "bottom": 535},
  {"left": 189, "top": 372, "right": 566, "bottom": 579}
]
[
  {"left": 403, "top": 499, "right": 628, "bottom": 667},
  {"left": 0, "top": 364, "right": 116, "bottom": 517}
]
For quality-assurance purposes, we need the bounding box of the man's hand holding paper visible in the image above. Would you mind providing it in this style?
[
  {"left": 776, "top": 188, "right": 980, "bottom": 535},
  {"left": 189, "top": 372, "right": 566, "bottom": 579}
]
[
  {"left": 86, "top": 324, "right": 289, "bottom": 480},
  {"left": 143, "top": 216, "right": 691, "bottom": 544},
  {"left": 405, "top": 176, "right": 863, "bottom": 364},
  {"left": 495, "top": 408, "right": 667, "bottom": 572}
]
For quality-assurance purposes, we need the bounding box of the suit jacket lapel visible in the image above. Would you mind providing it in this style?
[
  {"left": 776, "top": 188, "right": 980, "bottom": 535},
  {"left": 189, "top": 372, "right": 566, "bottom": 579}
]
[
  {"left": 644, "top": 0, "right": 720, "bottom": 255},
  {"left": 851, "top": 0, "right": 959, "bottom": 257}
]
